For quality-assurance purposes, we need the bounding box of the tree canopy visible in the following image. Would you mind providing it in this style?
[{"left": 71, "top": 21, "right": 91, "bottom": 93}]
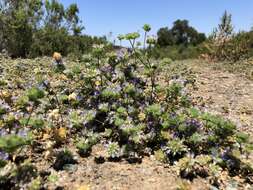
[
  {"left": 157, "top": 19, "right": 206, "bottom": 47},
  {"left": 0, "top": 0, "right": 105, "bottom": 58}
]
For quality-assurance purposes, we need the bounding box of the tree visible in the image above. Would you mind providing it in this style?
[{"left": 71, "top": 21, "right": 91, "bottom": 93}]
[
  {"left": 65, "top": 3, "right": 84, "bottom": 35},
  {"left": 212, "top": 11, "right": 233, "bottom": 42},
  {"left": 171, "top": 19, "right": 205, "bottom": 46},
  {"left": 218, "top": 11, "right": 233, "bottom": 37},
  {"left": 0, "top": 0, "right": 43, "bottom": 57},
  {"left": 157, "top": 27, "right": 175, "bottom": 46},
  {"left": 44, "top": 0, "right": 65, "bottom": 30},
  {"left": 0, "top": 0, "right": 104, "bottom": 58},
  {"left": 157, "top": 20, "right": 206, "bottom": 47},
  {"left": 171, "top": 19, "right": 190, "bottom": 45}
]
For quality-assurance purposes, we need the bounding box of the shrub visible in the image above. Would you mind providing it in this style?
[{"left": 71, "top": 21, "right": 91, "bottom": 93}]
[{"left": 53, "top": 149, "right": 77, "bottom": 170}]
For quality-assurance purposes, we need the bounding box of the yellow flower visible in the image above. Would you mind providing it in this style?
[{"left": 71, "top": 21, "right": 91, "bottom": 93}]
[
  {"left": 1, "top": 90, "right": 12, "bottom": 102},
  {"left": 34, "top": 68, "right": 40, "bottom": 74},
  {"left": 138, "top": 112, "right": 146, "bottom": 121},
  {"left": 57, "top": 127, "right": 67, "bottom": 140},
  {"left": 95, "top": 80, "right": 101, "bottom": 86},
  {"left": 59, "top": 74, "right": 68, "bottom": 80},
  {"left": 1, "top": 90, "right": 10, "bottom": 98},
  {"left": 68, "top": 92, "right": 77, "bottom": 101}
]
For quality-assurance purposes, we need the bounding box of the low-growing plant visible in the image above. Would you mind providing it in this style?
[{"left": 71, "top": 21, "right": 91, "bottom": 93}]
[
  {"left": 76, "top": 133, "right": 99, "bottom": 157},
  {"left": 53, "top": 149, "right": 77, "bottom": 171},
  {"left": 107, "top": 142, "right": 121, "bottom": 160},
  {"left": 76, "top": 140, "right": 93, "bottom": 157},
  {"left": 0, "top": 135, "right": 31, "bottom": 154}
]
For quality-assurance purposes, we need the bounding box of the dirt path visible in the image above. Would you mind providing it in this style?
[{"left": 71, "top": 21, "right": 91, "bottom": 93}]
[
  {"left": 189, "top": 61, "right": 253, "bottom": 135},
  {"left": 37, "top": 144, "right": 210, "bottom": 190}
]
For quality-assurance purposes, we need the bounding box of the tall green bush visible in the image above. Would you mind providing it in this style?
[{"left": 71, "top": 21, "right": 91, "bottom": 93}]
[{"left": 0, "top": 0, "right": 107, "bottom": 58}]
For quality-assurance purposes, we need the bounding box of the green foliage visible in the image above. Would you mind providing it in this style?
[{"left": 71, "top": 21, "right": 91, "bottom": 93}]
[
  {"left": 16, "top": 95, "right": 29, "bottom": 109},
  {"left": 157, "top": 20, "right": 206, "bottom": 47},
  {"left": 125, "top": 32, "right": 140, "bottom": 40},
  {"left": 154, "top": 149, "right": 168, "bottom": 163},
  {"left": 161, "top": 58, "right": 173, "bottom": 65},
  {"left": 53, "top": 149, "right": 77, "bottom": 170},
  {"left": 117, "top": 34, "right": 125, "bottom": 41},
  {"left": 157, "top": 27, "right": 175, "bottom": 46},
  {"left": 27, "top": 87, "right": 45, "bottom": 102},
  {"left": 107, "top": 142, "right": 121, "bottom": 159},
  {"left": 0, "top": 0, "right": 42, "bottom": 57},
  {"left": 143, "top": 24, "right": 151, "bottom": 32},
  {"left": 216, "top": 10, "right": 234, "bottom": 38},
  {"left": 236, "top": 132, "right": 250, "bottom": 144},
  {"left": 205, "top": 11, "right": 252, "bottom": 62},
  {"left": 76, "top": 134, "right": 99, "bottom": 157},
  {"left": 28, "top": 177, "right": 42, "bottom": 190},
  {"left": 0, "top": 159, "right": 7, "bottom": 168},
  {"left": 76, "top": 139, "right": 92, "bottom": 157},
  {"left": 101, "top": 88, "right": 121, "bottom": 101},
  {"left": 154, "top": 19, "right": 207, "bottom": 60},
  {"left": 145, "top": 104, "right": 162, "bottom": 117},
  {"left": 176, "top": 155, "right": 215, "bottom": 179},
  {"left": 163, "top": 138, "right": 187, "bottom": 159},
  {"left": 47, "top": 174, "right": 59, "bottom": 183},
  {"left": 150, "top": 45, "right": 203, "bottom": 60},
  {"left": 0, "top": 135, "right": 30, "bottom": 153},
  {"left": 201, "top": 113, "right": 236, "bottom": 139},
  {"left": 69, "top": 111, "right": 82, "bottom": 128},
  {"left": 0, "top": 106, "right": 7, "bottom": 115},
  {"left": 21, "top": 118, "right": 44, "bottom": 130},
  {"left": 0, "top": 0, "right": 107, "bottom": 58}
]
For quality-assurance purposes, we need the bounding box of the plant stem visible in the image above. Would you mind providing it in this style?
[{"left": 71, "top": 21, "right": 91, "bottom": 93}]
[
  {"left": 144, "top": 32, "right": 147, "bottom": 49},
  {"left": 26, "top": 103, "right": 35, "bottom": 126},
  {"left": 43, "top": 82, "right": 64, "bottom": 127}
]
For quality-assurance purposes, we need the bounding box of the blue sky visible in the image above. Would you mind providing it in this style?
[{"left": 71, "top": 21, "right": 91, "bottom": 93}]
[{"left": 61, "top": 0, "right": 253, "bottom": 44}]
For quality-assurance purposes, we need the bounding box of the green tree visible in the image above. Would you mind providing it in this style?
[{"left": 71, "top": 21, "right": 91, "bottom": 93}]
[
  {"left": 157, "top": 20, "right": 205, "bottom": 47},
  {"left": 44, "top": 0, "right": 65, "bottom": 30},
  {"left": 211, "top": 11, "right": 233, "bottom": 42},
  {"left": 171, "top": 19, "right": 205, "bottom": 46},
  {"left": 0, "top": 0, "right": 105, "bottom": 57},
  {"left": 65, "top": 3, "right": 84, "bottom": 35},
  {"left": 157, "top": 27, "right": 175, "bottom": 46},
  {"left": 0, "top": 0, "right": 43, "bottom": 57}
]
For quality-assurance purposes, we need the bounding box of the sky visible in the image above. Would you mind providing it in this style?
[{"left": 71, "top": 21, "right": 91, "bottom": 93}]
[{"left": 60, "top": 0, "right": 253, "bottom": 44}]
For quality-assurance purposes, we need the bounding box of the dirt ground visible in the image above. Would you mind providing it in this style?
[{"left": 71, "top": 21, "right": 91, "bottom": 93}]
[
  {"left": 35, "top": 144, "right": 210, "bottom": 190},
  {"left": 190, "top": 60, "right": 253, "bottom": 135}
]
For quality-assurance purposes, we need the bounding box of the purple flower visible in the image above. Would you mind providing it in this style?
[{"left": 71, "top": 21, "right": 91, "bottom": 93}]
[
  {"left": 221, "top": 147, "right": 231, "bottom": 161},
  {"left": 0, "top": 151, "right": 9, "bottom": 160},
  {"left": 185, "top": 119, "right": 202, "bottom": 129},
  {"left": 172, "top": 131, "right": 180, "bottom": 138},
  {"left": 94, "top": 91, "right": 100, "bottom": 96},
  {"left": 0, "top": 129, "right": 7, "bottom": 137},
  {"left": 38, "top": 80, "right": 49, "bottom": 90},
  {"left": 101, "top": 66, "right": 113, "bottom": 73},
  {"left": 17, "top": 128, "right": 29, "bottom": 137},
  {"left": 169, "top": 112, "right": 177, "bottom": 119}
]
